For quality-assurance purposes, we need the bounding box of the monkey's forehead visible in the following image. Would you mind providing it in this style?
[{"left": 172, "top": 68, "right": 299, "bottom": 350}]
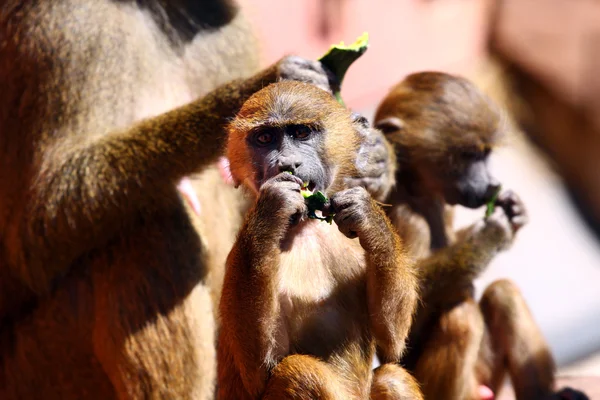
[
  {"left": 235, "top": 99, "right": 349, "bottom": 131},
  {"left": 241, "top": 81, "right": 344, "bottom": 114}
]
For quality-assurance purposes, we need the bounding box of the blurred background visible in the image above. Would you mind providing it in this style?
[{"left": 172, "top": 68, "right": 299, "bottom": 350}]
[{"left": 238, "top": 0, "right": 600, "bottom": 377}]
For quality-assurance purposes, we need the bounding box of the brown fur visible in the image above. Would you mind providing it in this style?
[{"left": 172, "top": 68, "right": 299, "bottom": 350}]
[
  {"left": 374, "top": 72, "right": 558, "bottom": 400},
  {"left": 0, "top": 1, "right": 327, "bottom": 398},
  {"left": 218, "top": 81, "right": 422, "bottom": 399}
]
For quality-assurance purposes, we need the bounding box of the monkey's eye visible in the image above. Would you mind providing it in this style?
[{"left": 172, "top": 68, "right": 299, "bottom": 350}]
[
  {"left": 290, "top": 124, "right": 313, "bottom": 140},
  {"left": 253, "top": 129, "right": 277, "bottom": 146}
]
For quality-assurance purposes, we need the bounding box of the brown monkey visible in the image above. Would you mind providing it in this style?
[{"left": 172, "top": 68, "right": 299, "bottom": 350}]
[
  {"left": 217, "top": 81, "right": 422, "bottom": 400},
  {"left": 0, "top": 0, "right": 343, "bottom": 397},
  {"left": 183, "top": 114, "right": 398, "bottom": 321},
  {"left": 374, "top": 72, "right": 587, "bottom": 400}
]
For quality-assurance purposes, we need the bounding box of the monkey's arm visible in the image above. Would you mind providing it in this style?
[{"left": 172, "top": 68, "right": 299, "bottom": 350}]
[
  {"left": 417, "top": 213, "right": 512, "bottom": 309},
  {"left": 218, "top": 208, "right": 284, "bottom": 398},
  {"left": 10, "top": 69, "right": 266, "bottom": 295},
  {"left": 331, "top": 187, "right": 419, "bottom": 363},
  {"left": 6, "top": 55, "right": 332, "bottom": 296},
  {"left": 364, "top": 210, "right": 419, "bottom": 363}
]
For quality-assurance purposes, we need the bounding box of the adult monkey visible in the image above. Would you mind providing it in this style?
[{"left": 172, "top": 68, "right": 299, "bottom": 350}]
[{"left": 0, "top": 0, "right": 401, "bottom": 398}]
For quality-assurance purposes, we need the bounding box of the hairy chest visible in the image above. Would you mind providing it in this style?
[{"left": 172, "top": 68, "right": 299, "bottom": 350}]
[{"left": 275, "top": 223, "right": 369, "bottom": 357}]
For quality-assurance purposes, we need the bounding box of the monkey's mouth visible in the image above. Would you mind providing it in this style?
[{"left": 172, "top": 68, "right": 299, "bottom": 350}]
[{"left": 303, "top": 181, "right": 317, "bottom": 193}]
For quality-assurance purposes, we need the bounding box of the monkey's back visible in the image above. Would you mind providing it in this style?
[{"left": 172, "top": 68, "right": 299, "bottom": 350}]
[{"left": 0, "top": 0, "right": 259, "bottom": 397}]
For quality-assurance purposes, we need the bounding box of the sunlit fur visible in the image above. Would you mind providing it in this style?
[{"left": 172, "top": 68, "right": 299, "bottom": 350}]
[
  {"left": 0, "top": 0, "right": 291, "bottom": 398},
  {"left": 375, "top": 71, "right": 504, "bottom": 166},
  {"left": 227, "top": 81, "right": 360, "bottom": 196},
  {"left": 374, "top": 72, "right": 560, "bottom": 400},
  {"left": 219, "top": 81, "right": 422, "bottom": 400}
]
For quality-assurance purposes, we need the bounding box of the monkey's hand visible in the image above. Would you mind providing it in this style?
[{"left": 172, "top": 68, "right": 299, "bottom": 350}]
[
  {"left": 330, "top": 187, "right": 391, "bottom": 248},
  {"left": 254, "top": 172, "right": 308, "bottom": 237},
  {"left": 276, "top": 56, "right": 340, "bottom": 95},
  {"left": 481, "top": 190, "right": 528, "bottom": 251},
  {"left": 344, "top": 113, "right": 396, "bottom": 202}
]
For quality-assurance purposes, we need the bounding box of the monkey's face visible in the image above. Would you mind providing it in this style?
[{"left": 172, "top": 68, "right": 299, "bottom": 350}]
[
  {"left": 227, "top": 81, "right": 360, "bottom": 196},
  {"left": 375, "top": 71, "right": 504, "bottom": 210},
  {"left": 246, "top": 123, "right": 331, "bottom": 193},
  {"left": 429, "top": 148, "right": 501, "bottom": 209}
]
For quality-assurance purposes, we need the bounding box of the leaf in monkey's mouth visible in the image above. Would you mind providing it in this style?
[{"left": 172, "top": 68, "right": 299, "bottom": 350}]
[{"left": 286, "top": 172, "right": 334, "bottom": 224}]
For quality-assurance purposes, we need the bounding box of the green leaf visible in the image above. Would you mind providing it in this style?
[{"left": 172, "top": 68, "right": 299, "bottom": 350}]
[
  {"left": 318, "top": 32, "right": 369, "bottom": 106},
  {"left": 485, "top": 187, "right": 502, "bottom": 218},
  {"left": 304, "top": 190, "right": 335, "bottom": 223}
]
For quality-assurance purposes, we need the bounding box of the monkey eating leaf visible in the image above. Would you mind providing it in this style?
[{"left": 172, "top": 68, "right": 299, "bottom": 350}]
[
  {"left": 301, "top": 185, "right": 334, "bottom": 224},
  {"left": 319, "top": 32, "right": 369, "bottom": 105},
  {"left": 284, "top": 171, "right": 334, "bottom": 223}
]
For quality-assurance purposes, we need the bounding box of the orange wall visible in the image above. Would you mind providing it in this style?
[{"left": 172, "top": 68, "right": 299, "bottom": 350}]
[{"left": 239, "top": 0, "right": 494, "bottom": 110}]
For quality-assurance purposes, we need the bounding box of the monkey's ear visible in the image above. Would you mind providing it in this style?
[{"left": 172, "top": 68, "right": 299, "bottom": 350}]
[{"left": 375, "top": 117, "right": 405, "bottom": 134}]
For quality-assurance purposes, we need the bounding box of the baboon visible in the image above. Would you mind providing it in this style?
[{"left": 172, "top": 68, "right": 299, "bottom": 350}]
[
  {"left": 218, "top": 81, "right": 422, "bottom": 400},
  {"left": 0, "top": 0, "right": 344, "bottom": 398},
  {"left": 374, "top": 72, "right": 587, "bottom": 400}
]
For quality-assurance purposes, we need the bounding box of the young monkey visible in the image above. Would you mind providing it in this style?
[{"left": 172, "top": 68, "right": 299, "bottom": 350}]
[
  {"left": 218, "top": 81, "right": 423, "bottom": 400},
  {"left": 374, "top": 72, "right": 587, "bottom": 400}
]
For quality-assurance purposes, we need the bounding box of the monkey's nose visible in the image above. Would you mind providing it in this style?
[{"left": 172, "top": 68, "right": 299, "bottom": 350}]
[{"left": 277, "top": 157, "right": 302, "bottom": 173}]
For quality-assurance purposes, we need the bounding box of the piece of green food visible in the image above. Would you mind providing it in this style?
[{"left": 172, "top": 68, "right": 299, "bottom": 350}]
[
  {"left": 318, "top": 32, "right": 369, "bottom": 105},
  {"left": 285, "top": 172, "right": 335, "bottom": 223},
  {"left": 485, "top": 187, "right": 502, "bottom": 218},
  {"left": 302, "top": 189, "right": 334, "bottom": 224}
]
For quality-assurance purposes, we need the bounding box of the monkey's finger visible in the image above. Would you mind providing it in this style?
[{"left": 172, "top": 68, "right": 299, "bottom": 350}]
[
  {"left": 297, "top": 72, "right": 332, "bottom": 92},
  {"left": 289, "top": 210, "right": 305, "bottom": 226},
  {"left": 511, "top": 215, "right": 528, "bottom": 232},
  {"left": 330, "top": 188, "right": 369, "bottom": 212},
  {"left": 270, "top": 172, "right": 304, "bottom": 186},
  {"left": 356, "top": 160, "right": 388, "bottom": 177},
  {"left": 507, "top": 203, "right": 527, "bottom": 220},
  {"left": 278, "top": 57, "right": 333, "bottom": 93},
  {"left": 282, "top": 56, "right": 323, "bottom": 73},
  {"left": 344, "top": 178, "right": 386, "bottom": 195},
  {"left": 334, "top": 214, "right": 358, "bottom": 239},
  {"left": 292, "top": 57, "right": 340, "bottom": 90},
  {"left": 496, "top": 189, "right": 521, "bottom": 207},
  {"left": 350, "top": 112, "right": 370, "bottom": 130}
]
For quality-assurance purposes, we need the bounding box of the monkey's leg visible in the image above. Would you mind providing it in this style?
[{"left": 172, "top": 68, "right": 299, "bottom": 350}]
[
  {"left": 413, "top": 298, "right": 485, "bottom": 400},
  {"left": 478, "top": 279, "right": 556, "bottom": 400},
  {"left": 262, "top": 354, "right": 348, "bottom": 400},
  {"left": 371, "top": 363, "right": 423, "bottom": 400}
]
